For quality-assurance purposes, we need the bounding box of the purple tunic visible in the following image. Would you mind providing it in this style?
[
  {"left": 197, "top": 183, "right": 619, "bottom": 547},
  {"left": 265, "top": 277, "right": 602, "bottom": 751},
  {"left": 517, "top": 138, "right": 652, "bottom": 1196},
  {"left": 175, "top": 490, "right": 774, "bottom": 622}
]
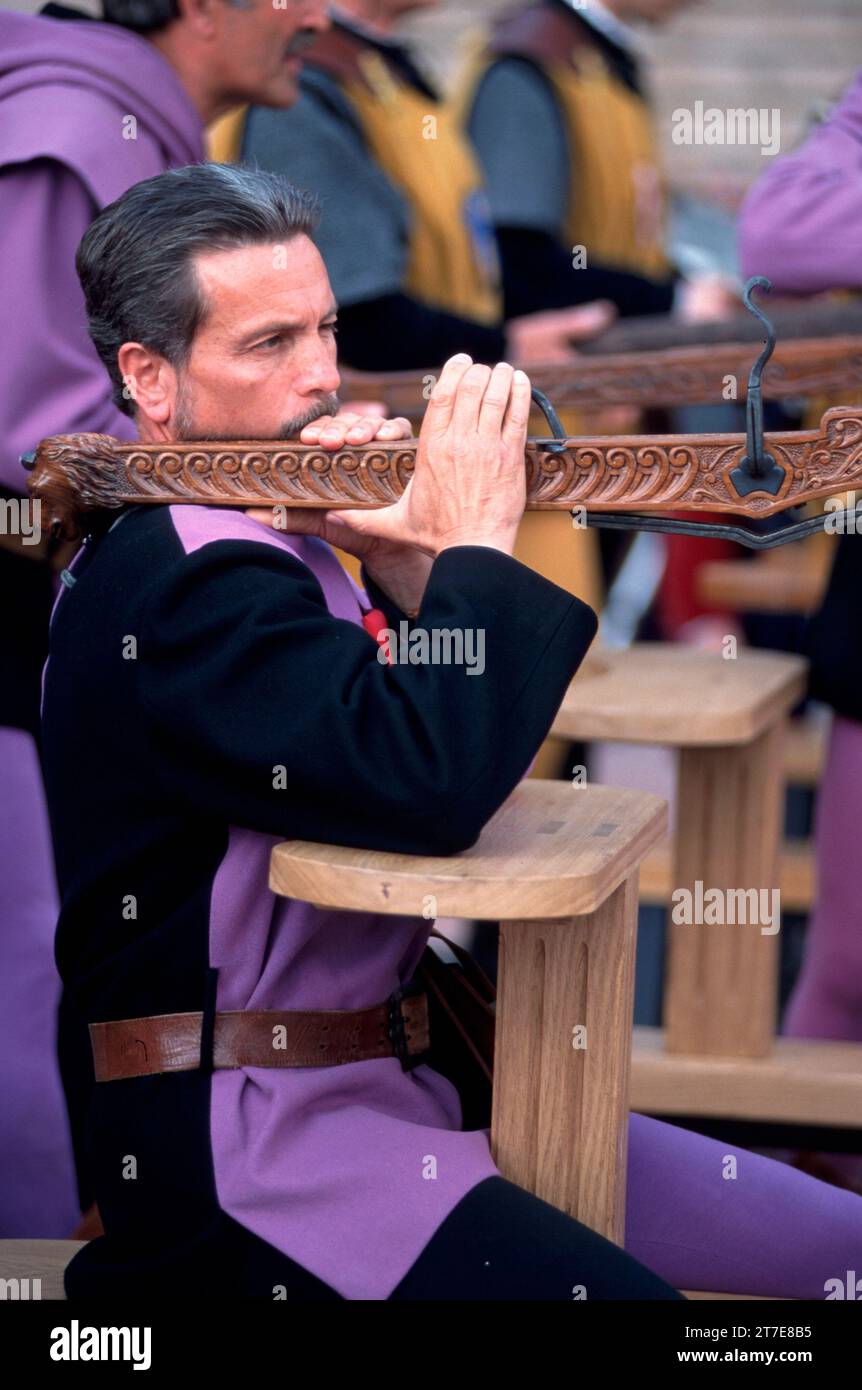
[
  {"left": 0, "top": 9, "right": 203, "bottom": 1233},
  {"left": 167, "top": 508, "right": 498, "bottom": 1299},
  {"left": 738, "top": 69, "right": 862, "bottom": 293}
]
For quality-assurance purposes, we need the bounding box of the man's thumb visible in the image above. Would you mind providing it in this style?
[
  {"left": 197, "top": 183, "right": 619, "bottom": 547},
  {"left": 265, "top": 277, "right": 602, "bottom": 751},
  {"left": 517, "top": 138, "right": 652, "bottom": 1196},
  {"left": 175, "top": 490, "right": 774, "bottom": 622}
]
[{"left": 324, "top": 506, "right": 398, "bottom": 541}]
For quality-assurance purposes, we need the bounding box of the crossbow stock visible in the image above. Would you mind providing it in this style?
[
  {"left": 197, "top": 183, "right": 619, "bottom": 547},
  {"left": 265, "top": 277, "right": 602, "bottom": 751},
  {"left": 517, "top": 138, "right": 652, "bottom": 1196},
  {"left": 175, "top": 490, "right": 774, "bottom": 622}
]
[{"left": 24, "top": 279, "right": 862, "bottom": 550}]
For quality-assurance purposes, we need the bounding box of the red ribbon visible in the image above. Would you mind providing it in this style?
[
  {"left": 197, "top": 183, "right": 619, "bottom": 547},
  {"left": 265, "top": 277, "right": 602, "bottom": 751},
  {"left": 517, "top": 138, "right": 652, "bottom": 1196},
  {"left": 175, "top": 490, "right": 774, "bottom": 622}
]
[{"left": 362, "top": 607, "right": 393, "bottom": 665}]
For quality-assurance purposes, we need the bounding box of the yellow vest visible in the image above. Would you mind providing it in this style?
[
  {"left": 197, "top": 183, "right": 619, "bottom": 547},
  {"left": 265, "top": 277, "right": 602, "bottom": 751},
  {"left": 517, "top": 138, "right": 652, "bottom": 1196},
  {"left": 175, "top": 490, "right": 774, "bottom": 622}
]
[
  {"left": 208, "top": 53, "right": 501, "bottom": 325},
  {"left": 458, "top": 11, "right": 670, "bottom": 281},
  {"left": 344, "top": 51, "right": 501, "bottom": 324},
  {"left": 543, "top": 48, "right": 669, "bottom": 280}
]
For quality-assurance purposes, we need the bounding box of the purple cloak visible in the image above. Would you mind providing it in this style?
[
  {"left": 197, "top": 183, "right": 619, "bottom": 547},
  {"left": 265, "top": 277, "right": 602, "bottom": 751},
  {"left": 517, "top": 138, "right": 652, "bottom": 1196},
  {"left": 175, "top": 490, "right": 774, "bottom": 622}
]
[{"left": 0, "top": 7, "right": 204, "bottom": 1235}]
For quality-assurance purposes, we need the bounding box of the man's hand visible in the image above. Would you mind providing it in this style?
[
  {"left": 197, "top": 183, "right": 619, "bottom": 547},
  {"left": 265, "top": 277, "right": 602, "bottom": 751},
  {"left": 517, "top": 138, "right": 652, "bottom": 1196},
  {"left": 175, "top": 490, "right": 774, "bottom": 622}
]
[
  {"left": 303, "top": 355, "right": 532, "bottom": 560},
  {"left": 247, "top": 359, "right": 533, "bottom": 611},
  {"left": 506, "top": 300, "right": 615, "bottom": 363},
  {"left": 246, "top": 410, "right": 432, "bottom": 614}
]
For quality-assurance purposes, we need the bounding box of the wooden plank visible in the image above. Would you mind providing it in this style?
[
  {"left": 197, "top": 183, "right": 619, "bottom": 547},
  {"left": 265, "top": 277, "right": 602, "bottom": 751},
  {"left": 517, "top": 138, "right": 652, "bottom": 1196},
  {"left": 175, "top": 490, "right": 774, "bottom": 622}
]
[
  {"left": 270, "top": 781, "right": 667, "bottom": 921},
  {"left": 698, "top": 541, "right": 833, "bottom": 616},
  {"left": 639, "top": 838, "right": 816, "bottom": 914},
  {"left": 632, "top": 1027, "right": 862, "bottom": 1126},
  {"left": 553, "top": 645, "right": 807, "bottom": 747}
]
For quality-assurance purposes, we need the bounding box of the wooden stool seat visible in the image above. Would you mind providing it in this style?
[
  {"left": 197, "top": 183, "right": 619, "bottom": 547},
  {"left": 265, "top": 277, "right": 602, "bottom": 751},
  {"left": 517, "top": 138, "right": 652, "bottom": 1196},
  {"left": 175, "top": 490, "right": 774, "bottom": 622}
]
[
  {"left": 553, "top": 643, "right": 806, "bottom": 746},
  {"left": 0, "top": 1240, "right": 84, "bottom": 1300},
  {"left": 271, "top": 780, "right": 664, "bottom": 919},
  {"left": 271, "top": 780, "right": 667, "bottom": 1245}
]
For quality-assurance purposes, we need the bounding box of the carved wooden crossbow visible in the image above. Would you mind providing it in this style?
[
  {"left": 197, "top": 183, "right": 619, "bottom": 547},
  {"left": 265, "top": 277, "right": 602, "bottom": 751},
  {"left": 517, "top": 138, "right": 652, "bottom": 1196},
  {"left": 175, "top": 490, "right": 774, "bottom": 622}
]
[{"left": 24, "top": 279, "right": 862, "bottom": 550}]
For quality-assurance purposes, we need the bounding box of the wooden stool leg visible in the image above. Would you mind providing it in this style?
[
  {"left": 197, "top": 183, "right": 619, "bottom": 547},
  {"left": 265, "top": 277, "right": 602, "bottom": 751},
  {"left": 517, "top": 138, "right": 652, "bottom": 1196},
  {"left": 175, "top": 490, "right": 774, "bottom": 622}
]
[
  {"left": 491, "top": 873, "right": 639, "bottom": 1245},
  {"left": 665, "top": 720, "right": 786, "bottom": 1058}
]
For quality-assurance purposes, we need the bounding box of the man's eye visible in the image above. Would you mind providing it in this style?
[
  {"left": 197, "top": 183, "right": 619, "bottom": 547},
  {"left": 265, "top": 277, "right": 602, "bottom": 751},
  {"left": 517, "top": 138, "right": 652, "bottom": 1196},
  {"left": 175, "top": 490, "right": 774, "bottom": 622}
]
[
  {"left": 323, "top": 322, "right": 338, "bottom": 336},
  {"left": 253, "top": 334, "right": 283, "bottom": 351}
]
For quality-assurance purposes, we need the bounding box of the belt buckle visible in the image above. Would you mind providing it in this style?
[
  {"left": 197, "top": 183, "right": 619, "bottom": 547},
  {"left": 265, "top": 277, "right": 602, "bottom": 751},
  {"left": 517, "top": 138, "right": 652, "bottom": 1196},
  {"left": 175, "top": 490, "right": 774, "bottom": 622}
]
[{"left": 387, "top": 984, "right": 424, "bottom": 1073}]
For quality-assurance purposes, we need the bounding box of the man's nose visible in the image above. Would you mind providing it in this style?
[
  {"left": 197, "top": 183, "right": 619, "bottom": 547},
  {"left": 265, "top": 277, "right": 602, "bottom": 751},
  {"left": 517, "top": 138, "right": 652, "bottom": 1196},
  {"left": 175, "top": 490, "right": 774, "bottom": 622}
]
[{"left": 295, "top": 343, "right": 340, "bottom": 397}]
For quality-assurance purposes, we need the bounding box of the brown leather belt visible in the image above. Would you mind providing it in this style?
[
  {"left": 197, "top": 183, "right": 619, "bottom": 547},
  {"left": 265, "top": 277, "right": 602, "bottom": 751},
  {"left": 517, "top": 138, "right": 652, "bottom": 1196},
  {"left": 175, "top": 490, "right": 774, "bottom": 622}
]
[{"left": 90, "top": 991, "right": 430, "bottom": 1082}]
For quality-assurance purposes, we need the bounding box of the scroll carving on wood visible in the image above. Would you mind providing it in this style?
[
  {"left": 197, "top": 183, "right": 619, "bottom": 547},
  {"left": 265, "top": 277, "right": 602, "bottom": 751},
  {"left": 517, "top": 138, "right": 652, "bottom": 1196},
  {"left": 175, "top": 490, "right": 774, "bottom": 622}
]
[{"left": 26, "top": 406, "right": 862, "bottom": 543}]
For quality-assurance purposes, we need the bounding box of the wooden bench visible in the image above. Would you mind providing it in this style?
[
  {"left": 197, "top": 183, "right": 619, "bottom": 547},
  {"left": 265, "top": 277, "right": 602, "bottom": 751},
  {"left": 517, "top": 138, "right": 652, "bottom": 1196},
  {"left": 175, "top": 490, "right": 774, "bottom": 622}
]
[{"left": 3, "top": 763, "right": 819, "bottom": 1300}]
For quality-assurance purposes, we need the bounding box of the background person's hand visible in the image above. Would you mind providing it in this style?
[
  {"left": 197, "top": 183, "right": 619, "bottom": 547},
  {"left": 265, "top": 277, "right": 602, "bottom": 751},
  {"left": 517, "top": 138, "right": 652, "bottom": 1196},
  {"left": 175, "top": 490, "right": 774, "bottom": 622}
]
[{"left": 505, "top": 300, "right": 616, "bottom": 364}]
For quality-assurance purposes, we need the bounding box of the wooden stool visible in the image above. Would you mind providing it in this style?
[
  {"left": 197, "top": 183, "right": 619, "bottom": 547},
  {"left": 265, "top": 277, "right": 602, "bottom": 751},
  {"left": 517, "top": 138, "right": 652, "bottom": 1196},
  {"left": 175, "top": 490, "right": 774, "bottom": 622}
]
[
  {"left": 0, "top": 1240, "right": 83, "bottom": 1300},
  {"left": 270, "top": 780, "right": 666, "bottom": 1244},
  {"left": 552, "top": 644, "right": 808, "bottom": 1060}
]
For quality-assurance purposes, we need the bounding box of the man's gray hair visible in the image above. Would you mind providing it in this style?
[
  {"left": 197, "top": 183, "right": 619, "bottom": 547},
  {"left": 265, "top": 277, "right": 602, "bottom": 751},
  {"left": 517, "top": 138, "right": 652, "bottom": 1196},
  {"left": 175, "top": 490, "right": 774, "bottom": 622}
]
[{"left": 76, "top": 163, "right": 321, "bottom": 417}]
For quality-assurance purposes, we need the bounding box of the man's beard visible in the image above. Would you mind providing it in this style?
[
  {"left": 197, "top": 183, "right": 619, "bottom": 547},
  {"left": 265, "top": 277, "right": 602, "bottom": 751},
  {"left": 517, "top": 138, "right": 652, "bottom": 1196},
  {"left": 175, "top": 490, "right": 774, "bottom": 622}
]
[{"left": 173, "top": 382, "right": 341, "bottom": 442}]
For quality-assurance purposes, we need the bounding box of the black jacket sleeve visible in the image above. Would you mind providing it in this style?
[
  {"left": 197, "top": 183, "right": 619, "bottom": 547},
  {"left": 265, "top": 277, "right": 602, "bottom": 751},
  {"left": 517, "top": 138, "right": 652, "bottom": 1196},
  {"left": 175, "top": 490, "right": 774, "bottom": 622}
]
[
  {"left": 137, "top": 541, "right": 597, "bottom": 855},
  {"left": 335, "top": 292, "right": 507, "bottom": 371},
  {"left": 495, "top": 225, "right": 676, "bottom": 321}
]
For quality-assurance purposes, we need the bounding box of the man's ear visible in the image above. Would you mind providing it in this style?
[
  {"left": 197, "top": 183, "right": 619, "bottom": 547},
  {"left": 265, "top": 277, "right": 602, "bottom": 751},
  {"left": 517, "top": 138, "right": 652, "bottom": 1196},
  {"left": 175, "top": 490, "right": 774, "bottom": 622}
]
[
  {"left": 174, "top": 0, "right": 222, "bottom": 41},
  {"left": 117, "top": 343, "right": 177, "bottom": 428}
]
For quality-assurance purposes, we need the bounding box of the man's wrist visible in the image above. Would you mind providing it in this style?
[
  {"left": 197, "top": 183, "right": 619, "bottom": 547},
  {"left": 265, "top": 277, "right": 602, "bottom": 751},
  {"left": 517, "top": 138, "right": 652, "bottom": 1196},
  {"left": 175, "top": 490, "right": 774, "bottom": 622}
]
[
  {"left": 436, "top": 533, "right": 518, "bottom": 558},
  {"left": 362, "top": 550, "right": 432, "bottom": 617}
]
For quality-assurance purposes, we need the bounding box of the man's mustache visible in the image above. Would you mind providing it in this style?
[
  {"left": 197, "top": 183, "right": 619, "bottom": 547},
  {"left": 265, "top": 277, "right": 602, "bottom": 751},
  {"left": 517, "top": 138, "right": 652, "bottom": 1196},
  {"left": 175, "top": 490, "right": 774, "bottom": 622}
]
[
  {"left": 281, "top": 392, "right": 340, "bottom": 438},
  {"left": 175, "top": 393, "right": 340, "bottom": 443}
]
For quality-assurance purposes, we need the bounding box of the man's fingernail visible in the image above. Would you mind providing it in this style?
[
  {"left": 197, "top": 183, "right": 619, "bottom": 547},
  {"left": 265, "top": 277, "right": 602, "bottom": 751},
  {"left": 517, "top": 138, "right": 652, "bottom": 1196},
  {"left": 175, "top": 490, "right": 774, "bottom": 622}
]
[
  {"left": 450, "top": 353, "right": 471, "bottom": 363},
  {"left": 513, "top": 370, "right": 529, "bottom": 383}
]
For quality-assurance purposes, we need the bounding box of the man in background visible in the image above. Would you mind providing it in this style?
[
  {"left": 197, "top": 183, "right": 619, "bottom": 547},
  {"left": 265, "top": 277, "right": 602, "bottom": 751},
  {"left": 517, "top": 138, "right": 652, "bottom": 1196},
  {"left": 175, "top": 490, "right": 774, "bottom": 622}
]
[
  {"left": 463, "top": 0, "right": 689, "bottom": 324},
  {"left": 0, "top": 0, "right": 328, "bottom": 1236}
]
